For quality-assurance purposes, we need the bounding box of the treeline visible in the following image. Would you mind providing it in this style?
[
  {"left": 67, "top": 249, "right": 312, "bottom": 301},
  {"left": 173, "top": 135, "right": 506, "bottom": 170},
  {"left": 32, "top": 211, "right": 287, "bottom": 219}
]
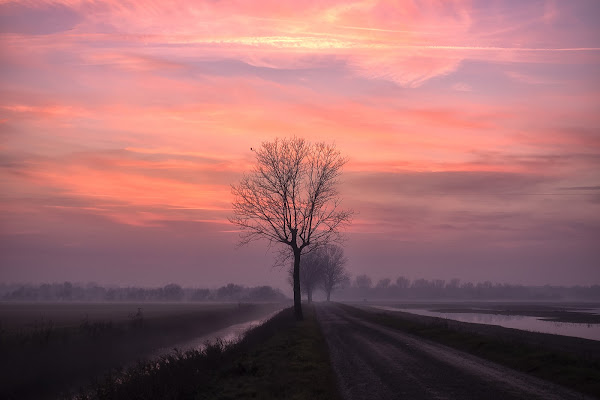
[
  {"left": 0, "top": 282, "right": 288, "bottom": 303},
  {"left": 337, "top": 276, "right": 600, "bottom": 301}
]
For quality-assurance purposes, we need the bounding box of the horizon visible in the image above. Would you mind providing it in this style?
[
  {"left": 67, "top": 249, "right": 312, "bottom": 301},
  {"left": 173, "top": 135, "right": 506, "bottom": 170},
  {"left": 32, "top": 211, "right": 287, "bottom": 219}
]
[
  {"left": 2, "top": 279, "right": 599, "bottom": 291},
  {"left": 1, "top": 1, "right": 599, "bottom": 290}
]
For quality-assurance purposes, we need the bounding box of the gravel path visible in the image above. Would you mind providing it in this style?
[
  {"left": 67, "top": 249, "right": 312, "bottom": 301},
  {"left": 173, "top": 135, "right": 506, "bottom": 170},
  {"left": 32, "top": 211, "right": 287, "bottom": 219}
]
[{"left": 315, "top": 303, "right": 591, "bottom": 400}]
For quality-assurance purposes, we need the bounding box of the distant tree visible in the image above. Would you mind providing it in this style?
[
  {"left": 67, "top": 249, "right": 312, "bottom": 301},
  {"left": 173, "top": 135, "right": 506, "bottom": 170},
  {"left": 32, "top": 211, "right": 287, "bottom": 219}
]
[
  {"left": 163, "top": 283, "right": 184, "bottom": 301},
  {"left": 85, "top": 283, "right": 106, "bottom": 301},
  {"left": 320, "top": 244, "right": 350, "bottom": 301},
  {"left": 396, "top": 276, "right": 410, "bottom": 289},
  {"left": 355, "top": 274, "right": 372, "bottom": 289},
  {"left": 447, "top": 278, "right": 460, "bottom": 289},
  {"left": 190, "top": 288, "right": 210, "bottom": 301},
  {"left": 376, "top": 278, "right": 391, "bottom": 289},
  {"left": 411, "top": 278, "right": 431, "bottom": 289},
  {"left": 230, "top": 137, "right": 353, "bottom": 320},
  {"left": 217, "top": 283, "right": 245, "bottom": 301},
  {"left": 245, "top": 286, "right": 287, "bottom": 302},
  {"left": 61, "top": 281, "right": 73, "bottom": 301},
  {"left": 39, "top": 283, "right": 53, "bottom": 300},
  {"left": 288, "top": 249, "right": 325, "bottom": 303}
]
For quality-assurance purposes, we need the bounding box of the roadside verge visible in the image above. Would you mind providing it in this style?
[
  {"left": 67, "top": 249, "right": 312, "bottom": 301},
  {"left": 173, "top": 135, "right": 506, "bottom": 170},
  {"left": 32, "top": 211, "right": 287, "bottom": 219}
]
[{"left": 68, "top": 305, "right": 340, "bottom": 400}]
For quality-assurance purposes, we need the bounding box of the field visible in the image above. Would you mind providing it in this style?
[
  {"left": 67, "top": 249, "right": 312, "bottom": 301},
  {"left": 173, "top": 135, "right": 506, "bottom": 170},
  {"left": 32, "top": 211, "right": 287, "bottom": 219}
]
[
  {"left": 59, "top": 302, "right": 600, "bottom": 399},
  {"left": 0, "top": 301, "right": 286, "bottom": 400},
  {"left": 71, "top": 305, "right": 339, "bottom": 400},
  {"left": 3, "top": 301, "right": 599, "bottom": 399}
]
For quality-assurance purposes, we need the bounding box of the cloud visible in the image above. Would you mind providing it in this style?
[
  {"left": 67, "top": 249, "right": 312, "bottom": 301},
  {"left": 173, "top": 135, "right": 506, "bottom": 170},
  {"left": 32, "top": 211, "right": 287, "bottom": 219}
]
[
  {"left": 559, "top": 185, "right": 600, "bottom": 191},
  {"left": 0, "top": 2, "right": 82, "bottom": 35},
  {"left": 345, "top": 170, "right": 553, "bottom": 199},
  {"left": 452, "top": 82, "right": 472, "bottom": 91},
  {"left": 0, "top": 149, "right": 238, "bottom": 227},
  {"left": 505, "top": 70, "right": 563, "bottom": 85},
  {"left": 516, "top": 126, "right": 600, "bottom": 150},
  {"left": 1, "top": 0, "right": 598, "bottom": 286},
  {"left": 341, "top": 169, "right": 600, "bottom": 245},
  {"left": 2, "top": 0, "right": 598, "bottom": 93}
]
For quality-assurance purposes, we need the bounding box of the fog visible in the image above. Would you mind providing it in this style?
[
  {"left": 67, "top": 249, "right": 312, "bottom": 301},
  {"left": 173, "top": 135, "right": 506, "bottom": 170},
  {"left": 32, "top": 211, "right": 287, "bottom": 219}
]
[{"left": 1, "top": 219, "right": 598, "bottom": 291}]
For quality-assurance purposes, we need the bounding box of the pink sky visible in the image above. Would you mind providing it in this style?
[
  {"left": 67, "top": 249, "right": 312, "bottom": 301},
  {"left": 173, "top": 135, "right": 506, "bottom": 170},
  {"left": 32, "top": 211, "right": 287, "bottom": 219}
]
[{"left": 1, "top": 0, "right": 599, "bottom": 288}]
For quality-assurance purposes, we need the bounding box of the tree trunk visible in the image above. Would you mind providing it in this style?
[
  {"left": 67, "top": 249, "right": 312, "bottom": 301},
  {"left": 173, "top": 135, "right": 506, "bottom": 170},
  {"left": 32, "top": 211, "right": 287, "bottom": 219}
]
[
  {"left": 293, "top": 248, "right": 303, "bottom": 320},
  {"left": 307, "top": 290, "right": 312, "bottom": 303},
  {"left": 326, "top": 291, "right": 331, "bottom": 301}
]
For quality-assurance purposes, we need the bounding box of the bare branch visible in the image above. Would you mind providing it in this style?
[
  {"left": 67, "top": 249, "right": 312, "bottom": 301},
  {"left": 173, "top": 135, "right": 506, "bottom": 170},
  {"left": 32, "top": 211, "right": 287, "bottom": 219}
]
[
  {"left": 230, "top": 137, "right": 353, "bottom": 318},
  {"left": 230, "top": 137, "right": 353, "bottom": 250}
]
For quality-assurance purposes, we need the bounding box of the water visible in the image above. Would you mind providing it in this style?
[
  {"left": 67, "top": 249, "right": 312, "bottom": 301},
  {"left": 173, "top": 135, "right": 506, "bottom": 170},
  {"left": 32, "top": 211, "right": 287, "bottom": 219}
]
[
  {"left": 66, "top": 310, "right": 284, "bottom": 399},
  {"left": 371, "top": 306, "right": 600, "bottom": 341},
  {"left": 579, "top": 308, "right": 600, "bottom": 315},
  {"left": 150, "top": 309, "right": 281, "bottom": 357}
]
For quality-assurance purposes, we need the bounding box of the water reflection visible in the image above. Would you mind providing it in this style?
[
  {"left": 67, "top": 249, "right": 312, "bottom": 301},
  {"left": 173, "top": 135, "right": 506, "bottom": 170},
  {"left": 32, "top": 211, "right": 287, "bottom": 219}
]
[
  {"left": 579, "top": 308, "right": 600, "bottom": 315},
  {"left": 372, "top": 306, "right": 600, "bottom": 341},
  {"left": 150, "top": 309, "right": 282, "bottom": 358}
]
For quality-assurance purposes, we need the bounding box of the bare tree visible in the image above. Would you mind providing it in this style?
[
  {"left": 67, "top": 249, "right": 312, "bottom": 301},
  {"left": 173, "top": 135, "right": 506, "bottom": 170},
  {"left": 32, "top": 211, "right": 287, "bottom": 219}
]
[
  {"left": 354, "top": 274, "right": 372, "bottom": 289},
  {"left": 288, "top": 249, "right": 325, "bottom": 303},
  {"left": 320, "top": 244, "right": 350, "bottom": 301},
  {"left": 376, "top": 278, "right": 391, "bottom": 289},
  {"left": 396, "top": 276, "right": 410, "bottom": 289},
  {"left": 230, "top": 137, "right": 352, "bottom": 320}
]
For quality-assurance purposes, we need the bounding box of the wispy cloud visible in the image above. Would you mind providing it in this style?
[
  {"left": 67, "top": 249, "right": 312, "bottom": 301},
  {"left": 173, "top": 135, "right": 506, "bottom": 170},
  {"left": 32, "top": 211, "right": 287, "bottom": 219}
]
[
  {"left": 4, "top": 0, "right": 596, "bottom": 88},
  {"left": 1, "top": 0, "right": 598, "bottom": 285}
]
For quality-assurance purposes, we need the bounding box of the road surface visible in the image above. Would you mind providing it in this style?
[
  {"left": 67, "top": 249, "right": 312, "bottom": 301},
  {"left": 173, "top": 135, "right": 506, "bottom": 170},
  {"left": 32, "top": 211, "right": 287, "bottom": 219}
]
[{"left": 315, "top": 303, "right": 591, "bottom": 400}]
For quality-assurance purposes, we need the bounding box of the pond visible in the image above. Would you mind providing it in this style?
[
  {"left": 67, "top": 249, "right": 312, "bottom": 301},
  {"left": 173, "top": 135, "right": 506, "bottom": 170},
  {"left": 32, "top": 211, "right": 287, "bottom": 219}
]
[{"left": 371, "top": 306, "right": 600, "bottom": 341}]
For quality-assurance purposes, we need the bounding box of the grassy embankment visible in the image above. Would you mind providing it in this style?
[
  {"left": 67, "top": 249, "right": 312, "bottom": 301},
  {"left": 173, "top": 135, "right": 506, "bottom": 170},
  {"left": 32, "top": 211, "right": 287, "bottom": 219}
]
[
  {"left": 69, "top": 305, "right": 340, "bottom": 400},
  {"left": 340, "top": 303, "right": 600, "bottom": 398}
]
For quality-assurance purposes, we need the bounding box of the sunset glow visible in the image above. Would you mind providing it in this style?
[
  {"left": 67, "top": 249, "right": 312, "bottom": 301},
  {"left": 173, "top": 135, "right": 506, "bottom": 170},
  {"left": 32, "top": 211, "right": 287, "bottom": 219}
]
[{"left": 1, "top": 0, "right": 599, "bottom": 287}]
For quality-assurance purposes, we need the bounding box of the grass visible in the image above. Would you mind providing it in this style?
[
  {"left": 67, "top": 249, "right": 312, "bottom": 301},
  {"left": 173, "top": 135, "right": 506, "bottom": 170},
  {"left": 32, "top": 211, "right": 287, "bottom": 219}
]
[
  {"left": 67, "top": 305, "right": 340, "bottom": 400},
  {"left": 340, "top": 303, "right": 600, "bottom": 398},
  {"left": 14, "top": 300, "right": 595, "bottom": 399},
  {"left": 0, "top": 302, "right": 263, "bottom": 332},
  {"left": 213, "top": 305, "right": 340, "bottom": 400},
  {"left": 0, "top": 302, "right": 285, "bottom": 400}
]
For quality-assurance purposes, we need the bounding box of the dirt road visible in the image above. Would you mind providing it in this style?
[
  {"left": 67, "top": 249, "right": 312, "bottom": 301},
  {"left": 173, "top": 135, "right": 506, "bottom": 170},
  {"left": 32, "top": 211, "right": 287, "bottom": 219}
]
[{"left": 315, "top": 303, "right": 591, "bottom": 400}]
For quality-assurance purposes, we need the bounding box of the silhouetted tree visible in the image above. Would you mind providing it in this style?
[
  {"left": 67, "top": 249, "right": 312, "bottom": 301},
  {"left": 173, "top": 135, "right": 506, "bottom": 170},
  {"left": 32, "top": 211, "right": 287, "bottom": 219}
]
[
  {"left": 320, "top": 244, "right": 350, "bottom": 301},
  {"left": 396, "top": 276, "right": 410, "bottom": 289},
  {"left": 355, "top": 274, "right": 372, "bottom": 289},
  {"left": 190, "top": 288, "right": 210, "bottom": 301},
  {"left": 4, "top": 281, "right": 600, "bottom": 302},
  {"left": 163, "top": 283, "right": 184, "bottom": 301},
  {"left": 376, "top": 278, "right": 391, "bottom": 289},
  {"left": 289, "top": 249, "right": 325, "bottom": 303},
  {"left": 217, "top": 283, "right": 244, "bottom": 301},
  {"left": 245, "top": 286, "right": 287, "bottom": 302},
  {"left": 230, "top": 137, "right": 352, "bottom": 320},
  {"left": 60, "top": 281, "right": 73, "bottom": 301},
  {"left": 447, "top": 278, "right": 460, "bottom": 288}
]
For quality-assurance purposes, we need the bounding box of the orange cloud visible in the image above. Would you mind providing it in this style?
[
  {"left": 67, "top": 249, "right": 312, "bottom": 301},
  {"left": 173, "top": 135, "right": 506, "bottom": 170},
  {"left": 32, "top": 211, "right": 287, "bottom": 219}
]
[{"left": 1, "top": 149, "right": 235, "bottom": 227}]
